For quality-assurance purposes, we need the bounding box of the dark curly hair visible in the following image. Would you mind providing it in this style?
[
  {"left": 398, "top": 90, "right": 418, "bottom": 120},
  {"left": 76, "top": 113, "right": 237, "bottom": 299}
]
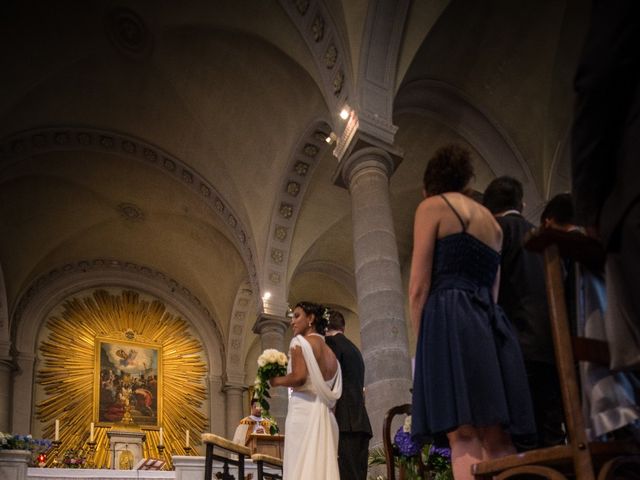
[
  {"left": 540, "top": 193, "right": 575, "bottom": 225},
  {"left": 295, "top": 301, "right": 328, "bottom": 335},
  {"left": 423, "top": 145, "right": 475, "bottom": 196},
  {"left": 483, "top": 176, "right": 524, "bottom": 214}
]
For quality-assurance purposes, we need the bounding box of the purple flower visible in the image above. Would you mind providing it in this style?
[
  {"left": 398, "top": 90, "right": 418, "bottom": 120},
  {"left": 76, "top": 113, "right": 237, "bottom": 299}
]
[
  {"left": 429, "top": 445, "right": 451, "bottom": 460},
  {"left": 394, "top": 426, "right": 421, "bottom": 457}
]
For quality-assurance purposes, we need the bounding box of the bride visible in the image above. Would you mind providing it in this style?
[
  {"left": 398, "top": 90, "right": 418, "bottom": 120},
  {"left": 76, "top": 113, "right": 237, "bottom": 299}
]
[{"left": 270, "top": 301, "right": 343, "bottom": 479}]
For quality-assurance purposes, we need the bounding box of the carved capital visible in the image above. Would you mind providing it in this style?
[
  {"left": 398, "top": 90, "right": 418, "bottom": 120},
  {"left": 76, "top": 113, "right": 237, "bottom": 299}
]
[
  {"left": 252, "top": 313, "right": 289, "bottom": 337},
  {"left": 333, "top": 136, "right": 403, "bottom": 189}
]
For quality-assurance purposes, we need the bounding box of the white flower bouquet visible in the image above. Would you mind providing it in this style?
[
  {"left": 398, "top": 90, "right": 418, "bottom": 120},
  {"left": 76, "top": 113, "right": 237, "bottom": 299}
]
[{"left": 253, "top": 349, "right": 287, "bottom": 417}]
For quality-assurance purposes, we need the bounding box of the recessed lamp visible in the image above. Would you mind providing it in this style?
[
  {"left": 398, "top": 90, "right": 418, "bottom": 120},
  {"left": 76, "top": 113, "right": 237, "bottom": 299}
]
[
  {"left": 325, "top": 132, "right": 337, "bottom": 144},
  {"left": 339, "top": 108, "right": 349, "bottom": 120},
  {"left": 262, "top": 292, "right": 272, "bottom": 301}
]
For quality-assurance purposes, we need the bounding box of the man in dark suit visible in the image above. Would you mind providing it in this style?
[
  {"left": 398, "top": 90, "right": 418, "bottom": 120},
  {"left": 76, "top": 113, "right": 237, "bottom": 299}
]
[
  {"left": 572, "top": 0, "right": 640, "bottom": 369},
  {"left": 484, "top": 177, "right": 565, "bottom": 449},
  {"left": 325, "top": 310, "right": 372, "bottom": 480}
]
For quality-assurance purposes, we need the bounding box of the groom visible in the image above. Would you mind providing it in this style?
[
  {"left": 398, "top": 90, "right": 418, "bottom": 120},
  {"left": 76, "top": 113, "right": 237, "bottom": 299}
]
[{"left": 325, "top": 310, "right": 372, "bottom": 480}]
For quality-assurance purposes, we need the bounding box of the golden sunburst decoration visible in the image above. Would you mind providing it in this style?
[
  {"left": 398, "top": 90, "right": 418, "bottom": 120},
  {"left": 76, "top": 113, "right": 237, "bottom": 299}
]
[{"left": 36, "top": 289, "right": 208, "bottom": 469}]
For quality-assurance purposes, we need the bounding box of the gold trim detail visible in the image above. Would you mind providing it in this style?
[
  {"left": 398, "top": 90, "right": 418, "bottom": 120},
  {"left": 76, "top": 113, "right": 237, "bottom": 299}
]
[{"left": 36, "top": 289, "right": 207, "bottom": 468}]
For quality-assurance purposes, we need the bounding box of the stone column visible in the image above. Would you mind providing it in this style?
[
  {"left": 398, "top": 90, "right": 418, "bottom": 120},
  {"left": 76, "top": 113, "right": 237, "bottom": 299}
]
[
  {"left": 208, "top": 374, "right": 225, "bottom": 436},
  {"left": 252, "top": 314, "right": 289, "bottom": 431},
  {"left": 337, "top": 145, "right": 412, "bottom": 446},
  {"left": 223, "top": 383, "right": 246, "bottom": 440},
  {"left": 0, "top": 341, "right": 12, "bottom": 432},
  {"left": 11, "top": 352, "right": 35, "bottom": 434}
]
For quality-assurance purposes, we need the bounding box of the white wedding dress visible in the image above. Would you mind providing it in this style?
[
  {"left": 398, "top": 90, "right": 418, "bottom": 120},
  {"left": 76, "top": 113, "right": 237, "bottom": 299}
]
[{"left": 283, "top": 335, "right": 342, "bottom": 479}]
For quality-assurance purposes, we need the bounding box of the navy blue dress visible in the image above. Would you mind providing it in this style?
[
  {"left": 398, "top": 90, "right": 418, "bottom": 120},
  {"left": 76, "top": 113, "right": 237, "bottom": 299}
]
[{"left": 411, "top": 201, "right": 535, "bottom": 447}]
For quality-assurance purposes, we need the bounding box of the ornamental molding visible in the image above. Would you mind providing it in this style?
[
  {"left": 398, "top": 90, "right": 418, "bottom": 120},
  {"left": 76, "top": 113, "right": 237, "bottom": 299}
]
[
  {"left": 279, "top": 0, "right": 352, "bottom": 115},
  {"left": 226, "top": 281, "right": 255, "bottom": 379},
  {"left": 0, "top": 126, "right": 260, "bottom": 295},
  {"left": 10, "top": 258, "right": 226, "bottom": 376},
  {"left": 261, "top": 119, "right": 331, "bottom": 316}
]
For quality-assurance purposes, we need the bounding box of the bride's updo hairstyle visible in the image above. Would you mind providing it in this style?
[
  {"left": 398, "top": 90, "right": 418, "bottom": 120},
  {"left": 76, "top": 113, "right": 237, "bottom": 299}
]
[
  {"left": 295, "top": 301, "right": 329, "bottom": 335},
  {"left": 423, "top": 144, "right": 474, "bottom": 197}
]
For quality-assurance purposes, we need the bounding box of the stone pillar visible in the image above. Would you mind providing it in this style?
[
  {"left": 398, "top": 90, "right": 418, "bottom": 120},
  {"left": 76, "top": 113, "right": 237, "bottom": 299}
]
[
  {"left": 0, "top": 341, "right": 12, "bottom": 432},
  {"left": 337, "top": 145, "right": 412, "bottom": 446},
  {"left": 0, "top": 449, "right": 31, "bottom": 480},
  {"left": 11, "top": 352, "right": 35, "bottom": 434},
  {"left": 252, "top": 314, "right": 289, "bottom": 431},
  {"left": 223, "top": 383, "right": 246, "bottom": 440},
  {"left": 208, "top": 374, "right": 226, "bottom": 436}
]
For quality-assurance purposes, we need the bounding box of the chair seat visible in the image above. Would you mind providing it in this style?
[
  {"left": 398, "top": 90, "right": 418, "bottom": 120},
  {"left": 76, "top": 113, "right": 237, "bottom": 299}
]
[
  {"left": 201, "top": 433, "right": 251, "bottom": 456},
  {"left": 472, "top": 441, "right": 640, "bottom": 476}
]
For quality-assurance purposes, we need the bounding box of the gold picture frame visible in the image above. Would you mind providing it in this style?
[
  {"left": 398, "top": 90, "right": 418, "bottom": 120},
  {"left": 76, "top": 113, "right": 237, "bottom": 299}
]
[{"left": 94, "top": 336, "right": 162, "bottom": 426}]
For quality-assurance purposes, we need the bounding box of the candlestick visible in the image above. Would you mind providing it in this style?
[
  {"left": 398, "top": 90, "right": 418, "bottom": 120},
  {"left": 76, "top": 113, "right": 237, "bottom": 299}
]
[
  {"left": 50, "top": 440, "right": 62, "bottom": 468},
  {"left": 185, "top": 429, "right": 190, "bottom": 448},
  {"left": 54, "top": 419, "right": 60, "bottom": 441},
  {"left": 90, "top": 422, "right": 94, "bottom": 443},
  {"left": 159, "top": 427, "right": 164, "bottom": 446}
]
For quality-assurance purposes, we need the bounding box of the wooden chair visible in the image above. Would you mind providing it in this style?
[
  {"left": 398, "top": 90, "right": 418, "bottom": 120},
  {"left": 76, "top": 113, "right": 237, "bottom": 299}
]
[
  {"left": 251, "top": 453, "right": 283, "bottom": 480},
  {"left": 383, "top": 403, "right": 426, "bottom": 480},
  {"left": 202, "top": 432, "right": 250, "bottom": 480},
  {"left": 472, "top": 228, "right": 640, "bottom": 479}
]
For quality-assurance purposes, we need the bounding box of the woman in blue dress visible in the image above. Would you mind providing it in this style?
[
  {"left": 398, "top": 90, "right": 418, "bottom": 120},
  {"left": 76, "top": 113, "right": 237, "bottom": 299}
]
[{"left": 409, "top": 145, "right": 535, "bottom": 480}]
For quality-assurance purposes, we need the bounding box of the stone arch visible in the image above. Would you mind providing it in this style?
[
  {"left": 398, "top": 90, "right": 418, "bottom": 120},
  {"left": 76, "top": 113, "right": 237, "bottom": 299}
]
[
  {"left": 356, "top": 0, "right": 411, "bottom": 144},
  {"left": 279, "top": 0, "right": 353, "bottom": 124},
  {"left": 9, "top": 259, "right": 225, "bottom": 433},
  {"left": 394, "top": 78, "right": 544, "bottom": 215},
  {"left": 0, "top": 126, "right": 259, "bottom": 294},
  {"left": 225, "top": 281, "right": 255, "bottom": 386},
  {"left": 260, "top": 119, "right": 332, "bottom": 316}
]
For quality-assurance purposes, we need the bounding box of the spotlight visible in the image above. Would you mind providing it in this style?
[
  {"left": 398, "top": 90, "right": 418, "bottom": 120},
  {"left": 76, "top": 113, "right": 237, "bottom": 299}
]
[
  {"left": 262, "top": 292, "right": 271, "bottom": 301},
  {"left": 339, "top": 108, "right": 349, "bottom": 120}
]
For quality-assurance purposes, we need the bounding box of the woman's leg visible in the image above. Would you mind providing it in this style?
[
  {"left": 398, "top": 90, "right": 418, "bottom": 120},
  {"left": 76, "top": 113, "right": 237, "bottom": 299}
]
[
  {"left": 479, "top": 425, "right": 516, "bottom": 460},
  {"left": 447, "top": 425, "right": 483, "bottom": 480}
]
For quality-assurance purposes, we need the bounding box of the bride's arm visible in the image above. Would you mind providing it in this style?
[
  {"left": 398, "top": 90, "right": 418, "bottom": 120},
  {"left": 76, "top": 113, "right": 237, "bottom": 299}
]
[{"left": 270, "top": 346, "right": 307, "bottom": 388}]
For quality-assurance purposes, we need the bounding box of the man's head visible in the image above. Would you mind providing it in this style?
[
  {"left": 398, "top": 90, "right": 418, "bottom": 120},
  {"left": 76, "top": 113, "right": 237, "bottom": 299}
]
[
  {"left": 326, "top": 310, "right": 345, "bottom": 333},
  {"left": 250, "top": 398, "right": 262, "bottom": 417},
  {"left": 483, "top": 176, "right": 524, "bottom": 214},
  {"left": 540, "top": 193, "right": 576, "bottom": 231}
]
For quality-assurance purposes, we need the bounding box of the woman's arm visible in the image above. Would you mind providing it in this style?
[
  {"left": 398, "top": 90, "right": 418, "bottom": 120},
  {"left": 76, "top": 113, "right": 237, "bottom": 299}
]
[
  {"left": 270, "top": 346, "right": 307, "bottom": 388},
  {"left": 408, "top": 200, "right": 439, "bottom": 336}
]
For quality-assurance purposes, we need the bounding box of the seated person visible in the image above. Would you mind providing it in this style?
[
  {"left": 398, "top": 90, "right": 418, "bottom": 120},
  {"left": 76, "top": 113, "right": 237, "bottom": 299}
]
[{"left": 234, "top": 399, "right": 271, "bottom": 445}]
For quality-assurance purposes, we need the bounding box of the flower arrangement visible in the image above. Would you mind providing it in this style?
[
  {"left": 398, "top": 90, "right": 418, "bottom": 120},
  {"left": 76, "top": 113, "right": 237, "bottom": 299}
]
[
  {"left": 253, "top": 349, "right": 288, "bottom": 418},
  {"left": 0, "top": 432, "right": 53, "bottom": 467},
  {"left": 62, "top": 448, "right": 86, "bottom": 468},
  {"left": 368, "top": 416, "right": 452, "bottom": 480}
]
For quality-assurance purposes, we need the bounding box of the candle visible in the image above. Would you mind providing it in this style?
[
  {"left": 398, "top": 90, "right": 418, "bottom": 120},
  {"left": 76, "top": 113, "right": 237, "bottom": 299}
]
[
  {"left": 54, "top": 419, "right": 60, "bottom": 441},
  {"left": 159, "top": 427, "right": 164, "bottom": 446},
  {"left": 185, "top": 429, "right": 190, "bottom": 448},
  {"left": 90, "top": 422, "right": 94, "bottom": 442}
]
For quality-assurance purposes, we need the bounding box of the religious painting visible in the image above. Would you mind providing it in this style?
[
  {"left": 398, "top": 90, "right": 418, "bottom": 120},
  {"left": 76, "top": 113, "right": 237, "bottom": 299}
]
[{"left": 94, "top": 338, "right": 162, "bottom": 426}]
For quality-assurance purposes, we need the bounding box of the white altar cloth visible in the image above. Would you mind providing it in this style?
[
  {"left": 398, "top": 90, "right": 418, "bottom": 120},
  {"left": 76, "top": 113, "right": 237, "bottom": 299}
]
[
  {"left": 27, "top": 468, "right": 174, "bottom": 480},
  {"left": 25, "top": 456, "right": 272, "bottom": 480}
]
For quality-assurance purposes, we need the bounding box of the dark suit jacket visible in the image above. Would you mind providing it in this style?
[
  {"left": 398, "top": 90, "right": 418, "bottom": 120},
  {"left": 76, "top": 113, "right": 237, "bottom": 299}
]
[
  {"left": 496, "top": 213, "right": 554, "bottom": 364},
  {"left": 325, "top": 333, "right": 372, "bottom": 436},
  {"left": 572, "top": 0, "right": 640, "bottom": 249}
]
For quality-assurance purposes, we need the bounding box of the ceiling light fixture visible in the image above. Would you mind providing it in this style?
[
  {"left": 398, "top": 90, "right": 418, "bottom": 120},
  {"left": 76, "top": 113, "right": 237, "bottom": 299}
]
[
  {"left": 262, "top": 292, "right": 272, "bottom": 301},
  {"left": 339, "top": 107, "right": 350, "bottom": 120},
  {"left": 325, "top": 132, "right": 337, "bottom": 144}
]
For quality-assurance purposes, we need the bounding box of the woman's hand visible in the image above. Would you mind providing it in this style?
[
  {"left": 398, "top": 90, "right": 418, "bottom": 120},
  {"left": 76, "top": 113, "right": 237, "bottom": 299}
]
[{"left": 268, "top": 346, "right": 307, "bottom": 388}]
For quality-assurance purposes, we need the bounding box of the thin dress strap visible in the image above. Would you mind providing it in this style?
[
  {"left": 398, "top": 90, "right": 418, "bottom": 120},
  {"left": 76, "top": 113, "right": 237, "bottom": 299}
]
[{"left": 440, "top": 194, "right": 467, "bottom": 232}]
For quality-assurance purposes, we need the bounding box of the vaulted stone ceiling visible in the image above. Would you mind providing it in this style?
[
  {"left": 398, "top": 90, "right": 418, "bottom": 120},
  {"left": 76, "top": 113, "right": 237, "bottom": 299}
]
[{"left": 0, "top": 0, "right": 590, "bottom": 372}]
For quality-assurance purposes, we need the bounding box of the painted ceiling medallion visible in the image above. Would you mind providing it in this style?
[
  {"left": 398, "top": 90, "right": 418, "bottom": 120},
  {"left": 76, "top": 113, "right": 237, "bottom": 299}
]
[
  {"left": 106, "top": 7, "right": 153, "bottom": 59},
  {"left": 117, "top": 202, "right": 145, "bottom": 222}
]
